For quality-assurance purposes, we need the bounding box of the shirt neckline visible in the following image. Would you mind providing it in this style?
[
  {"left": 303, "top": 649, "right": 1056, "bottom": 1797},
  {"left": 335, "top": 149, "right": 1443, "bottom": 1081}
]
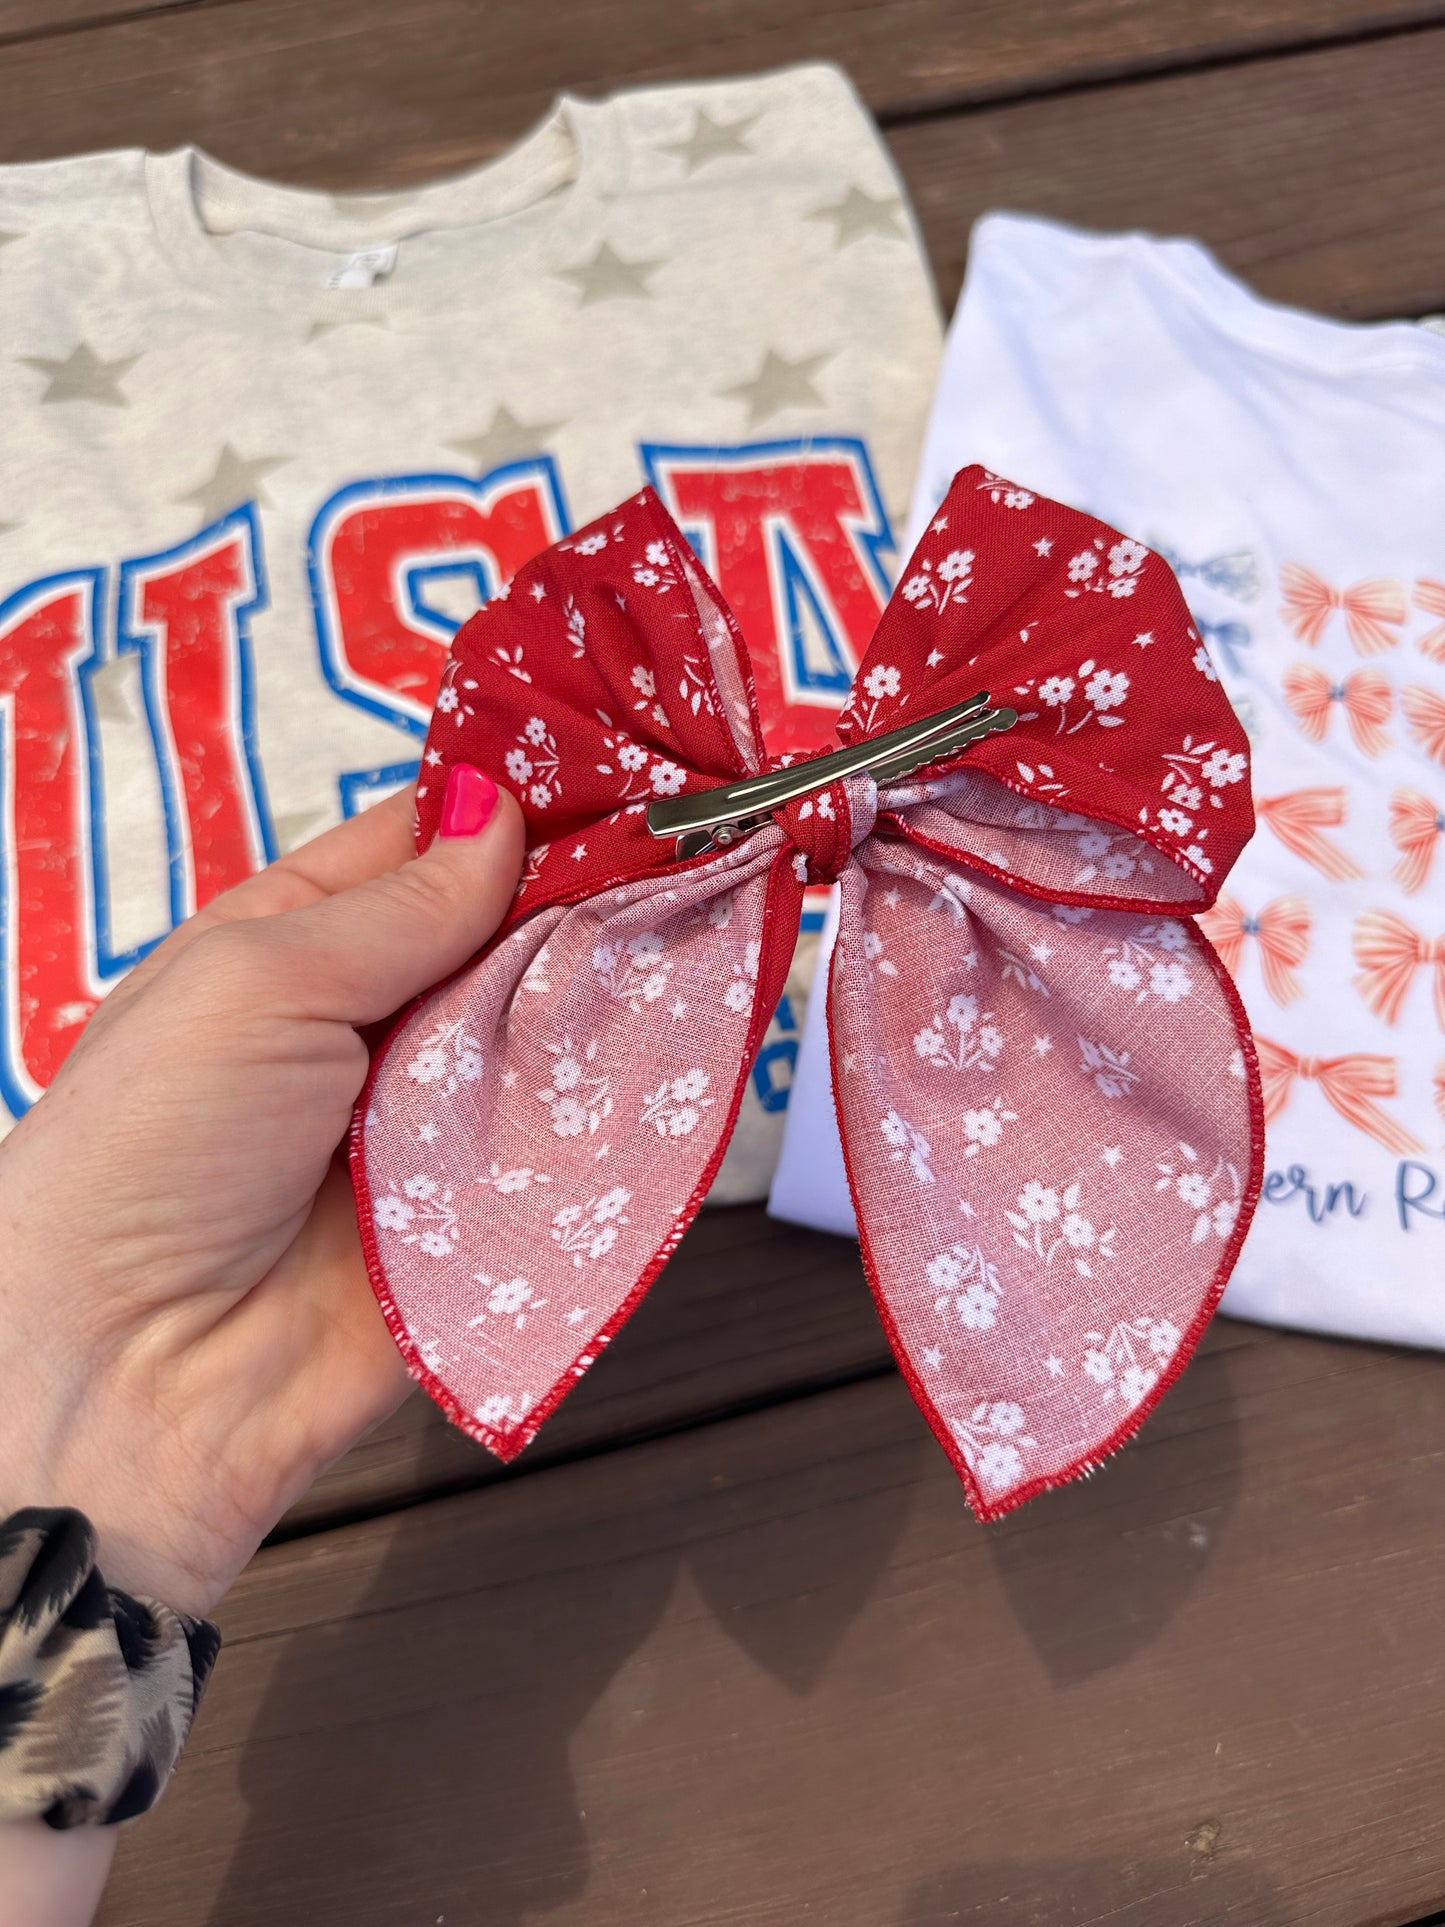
[
  {"left": 143, "top": 92, "right": 625, "bottom": 330},
  {"left": 979, "top": 210, "right": 1445, "bottom": 388}
]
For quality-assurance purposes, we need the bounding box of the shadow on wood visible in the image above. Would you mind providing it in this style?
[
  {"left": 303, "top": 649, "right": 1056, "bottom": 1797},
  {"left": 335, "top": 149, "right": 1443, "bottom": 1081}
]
[
  {"left": 985, "top": 1334, "right": 1244, "bottom": 1686},
  {"left": 203, "top": 1387, "right": 931, "bottom": 1925},
  {"left": 278, "top": 1204, "right": 893, "bottom": 1535},
  {"left": 901, "top": 1854, "right": 1287, "bottom": 1926}
]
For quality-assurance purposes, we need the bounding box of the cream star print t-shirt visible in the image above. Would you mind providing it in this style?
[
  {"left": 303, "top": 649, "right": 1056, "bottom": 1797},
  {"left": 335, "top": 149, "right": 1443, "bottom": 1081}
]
[{"left": 0, "top": 61, "right": 943, "bottom": 1198}]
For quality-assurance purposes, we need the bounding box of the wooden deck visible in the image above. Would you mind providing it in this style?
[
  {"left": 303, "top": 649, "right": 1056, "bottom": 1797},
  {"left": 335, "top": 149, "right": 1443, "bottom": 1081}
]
[{"left": 2, "top": 1, "right": 1443, "bottom": 1920}]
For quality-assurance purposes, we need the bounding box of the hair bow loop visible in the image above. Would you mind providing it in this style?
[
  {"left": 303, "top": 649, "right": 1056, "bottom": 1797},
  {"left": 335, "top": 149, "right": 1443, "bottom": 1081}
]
[
  {"left": 1402, "top": 683, "right": 1445, "bottom": 768},
  {"left": 1279, "top": 563, "right": 1406, "bottom": 655},
  {"left": 1281, "top": 662, "right": 1392, "bottom": 757},
  {"left": 1352, "top": 908, "right": 1445, "bottom": 1028},
  {"left": 1256, "top": 787, "right": 1364, "bottom": 881},
  {"left": 1199, "top": 893, "right": 1310, "bottom": 1005},
  {"left": 1412, "top": 577, "right": 1445, "bottom": 662},
  {"left": 354, "top": 467, "right": 1262, "bottom": 1519},
  {"left": 1389, "top": 788, "right": 1445, "bottom": 894}
]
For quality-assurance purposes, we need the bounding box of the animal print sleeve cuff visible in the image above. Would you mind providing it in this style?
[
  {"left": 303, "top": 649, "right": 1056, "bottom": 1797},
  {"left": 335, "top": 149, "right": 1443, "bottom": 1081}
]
[{"left": 0, "top": 1508, "right": 220, "bottom": 1828}]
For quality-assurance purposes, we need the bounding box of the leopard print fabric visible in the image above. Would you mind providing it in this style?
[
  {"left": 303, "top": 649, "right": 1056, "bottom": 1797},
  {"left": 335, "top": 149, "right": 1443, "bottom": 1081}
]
[{"left": 0, "top": 1508, "right": 220, "bottom": 1827}]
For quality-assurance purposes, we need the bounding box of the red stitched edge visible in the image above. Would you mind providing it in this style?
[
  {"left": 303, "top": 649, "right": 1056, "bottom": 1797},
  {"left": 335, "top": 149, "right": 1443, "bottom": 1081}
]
[
  {"left": 351, "top": 853, "right": 804, "bottom": 1463},
  {"left": 825, "top": 898, "right": 1266, "bottom": 1525}
]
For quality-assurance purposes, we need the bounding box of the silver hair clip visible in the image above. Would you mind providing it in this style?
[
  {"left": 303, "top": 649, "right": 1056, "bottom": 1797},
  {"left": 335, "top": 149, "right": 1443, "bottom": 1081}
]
[{"left": 646, "top": 692, "right": 1018, "bottom": 860}]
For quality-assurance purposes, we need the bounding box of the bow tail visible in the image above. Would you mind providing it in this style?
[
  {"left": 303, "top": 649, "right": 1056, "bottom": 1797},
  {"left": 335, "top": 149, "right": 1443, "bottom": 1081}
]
[
  {"left": 1255, "top": 1037, "right": 1424, "bottom": 1155},
  {"left": 1314, "top": 1061, "right": 1426, "bottom": 1157},
  {"left": 1258, "top": 790, "right": 1364, "bottom": 882},
  {"left": 1279, "top": 566, "right": 1335, "bottom": 647},
  {"left": 351, "top": 842, "right": 799, "bottom": 1460},
  {"left": 1341, "top": 583, "right": 1406, "bottom": 656},
  {"left": 1253, "top": 1036, "right": 1299, "bottom": 1123},
  {"left": 825, "top": 849, "right": 1261, "bottom": 1522}
]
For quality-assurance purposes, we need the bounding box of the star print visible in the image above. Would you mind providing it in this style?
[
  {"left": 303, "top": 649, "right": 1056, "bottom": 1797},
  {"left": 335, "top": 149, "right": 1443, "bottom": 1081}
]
[
  {"left": 669, "top": 998, "right": 687, "bottom": 1019},
  {"left": 529, "top": 581, "right": 547, "bottom": 601},
  {"left": 1032, "top": 1034, "right": 1053, "bottom": 1056},
  {"left": 418, "top": 1120, "right": 439, "bottom": 1144},
  {"left": 923, "top": 1346, "right": 943, "bottom": 1369},
  {"left": 556, "top": 240, "right": 661, "bottom": 304},
  {"left": 1029, "top": 942, "right": 1053, "bottom": 963},
  {"left": 1046, "top": 1355, "right": 1065, "bottom": 1378},
  {"left": 571, "top": 843, "right": 587, "bottom": 861},
  {"left": 1033, "top": 536, "right": 1053, "bottom": 557},
  {"left": 22, "top": 340, "right": 138, "bottom": 407},
  {"left": 446, "top": 403, "right": 566, "bottom": 473},
  {"left": 806, "top": 184, "right": 906, "bottom": 247},
  {"left": 87, "top": 657, "right": 136, "bottom": 726},
  {"left": 501, "top": 1068, "right": 519, "bottom": 1088},
  {"left": 659, "top": 107, "right": 759, "bottom": 173},
  {"left": 931, "top": 514, "right": 949, "bottom": 533},
  {"left": 177, "top": 443, "right": 289, "bottom": 522},
  {"left": 424, "top": 748, "right": 442, "bottom": 766},
  {"left": 1102, "top": 1145, "right": 1123, "bottom": 1168},
  {"left": 270, "top": 807, "right": 331, "bottom": 851},
  {"left": 566, "top": 1307, "right": 589, "bottom": 1326},
  {"left": 882, "top": 887, "right": 901, "bottom": 908},
  {"left": 1132, "top": 631, "right": 1155, "bottom": 649},
  {"left": 720, "top": 348, "right": 830, "bottom": 427},
  {"left": 926, "top": 650, "right": 944, "bottom": 668}
]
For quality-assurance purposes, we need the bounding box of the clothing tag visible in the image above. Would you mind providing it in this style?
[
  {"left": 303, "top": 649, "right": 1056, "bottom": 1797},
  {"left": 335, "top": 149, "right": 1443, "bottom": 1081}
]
[{"left": 324, "top": 244, "right": 399, "bottom": 290}]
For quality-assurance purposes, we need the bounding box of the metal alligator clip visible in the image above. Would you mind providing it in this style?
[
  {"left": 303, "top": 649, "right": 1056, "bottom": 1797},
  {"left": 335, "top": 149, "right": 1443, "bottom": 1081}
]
[{"left": 646, "top": 692, "right": 1018, "bottom": 860}]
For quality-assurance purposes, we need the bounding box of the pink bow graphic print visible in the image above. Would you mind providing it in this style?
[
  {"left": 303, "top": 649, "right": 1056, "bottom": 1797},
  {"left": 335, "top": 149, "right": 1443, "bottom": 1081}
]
[{"left": 352, "top": 467, "right": 1263, "bottom": 1520}]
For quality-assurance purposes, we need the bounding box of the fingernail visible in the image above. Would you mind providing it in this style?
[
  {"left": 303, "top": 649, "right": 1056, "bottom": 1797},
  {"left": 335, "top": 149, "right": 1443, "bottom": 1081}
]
[{"left": 439, "top": 763, "right": 498, "bottom": 839}]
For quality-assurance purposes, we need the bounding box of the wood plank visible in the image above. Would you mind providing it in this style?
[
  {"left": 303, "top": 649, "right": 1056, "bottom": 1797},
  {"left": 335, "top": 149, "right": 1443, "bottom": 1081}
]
[
  {"left": 280, "top": 1212, "right": 1268, "bottom": 1535},
  {"left": 100, "top": 1319, "right": 1445, "bottom": 1927},
  {"left": 890, "top": 24, "right": 1445, "bottom": 317},
  {"left": 4, "top": 11, "right": 1444, "bottom": 321},
  {"left": 0, "top": 1, "right": 181, "bottom": 46},
  {"left": 2, "top": 0, "right": 1445, "bottom": 177},
  {"left": 277, "top": 1203, "right": 890, "bottom": 1535}
]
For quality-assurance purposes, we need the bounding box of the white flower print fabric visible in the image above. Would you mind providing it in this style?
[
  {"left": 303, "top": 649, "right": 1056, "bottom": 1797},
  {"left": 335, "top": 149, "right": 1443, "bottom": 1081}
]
[
  {"left": 356, "top": 466, "right": 1260, "bottom": 1520},
  {"left": 883, "top": 211, "right": 1445, "bottom": 1353}
]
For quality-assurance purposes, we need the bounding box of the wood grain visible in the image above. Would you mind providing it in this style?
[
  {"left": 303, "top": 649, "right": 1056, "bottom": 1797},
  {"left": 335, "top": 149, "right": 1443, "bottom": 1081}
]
[
  {"left": 0, "top": 0, "right": 181, "bottom": 44},
  {"left": 276, "top": 1204, "right": 890, "bottom": 1536},
  {"left": 3, "top": 0, "right": 1445, "bottom": 125},
  {"left": 6, "top": 9, "right": 1445, "bottom": 327},
  {"left": 891, "top": 24, "right": 1445, "bottom": 316},
  {"left": 100, "top": 1320, "right": 1445, "bottom": 1927}
]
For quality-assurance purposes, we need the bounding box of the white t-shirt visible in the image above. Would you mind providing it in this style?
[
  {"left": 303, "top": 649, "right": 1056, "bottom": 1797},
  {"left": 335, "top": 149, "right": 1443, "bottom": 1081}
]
[
  {"left": 0, "top": 62, "right": 943, "bottom": 1198},
  {"left": 773, "top": 211, "right": 1445, "bottom": 1349}
]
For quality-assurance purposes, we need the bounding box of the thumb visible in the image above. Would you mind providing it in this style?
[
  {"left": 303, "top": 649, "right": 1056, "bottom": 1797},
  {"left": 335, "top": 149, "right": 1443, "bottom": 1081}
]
[{"left": 227, "top": 766, "right": 526, "bottom": 1026}]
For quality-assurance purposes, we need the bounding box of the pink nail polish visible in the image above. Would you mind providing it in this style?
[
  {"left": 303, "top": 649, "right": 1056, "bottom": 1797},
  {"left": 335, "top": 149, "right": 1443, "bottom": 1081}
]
[{"left": 439, "top": 763, "right": 499, "bottom": 838}]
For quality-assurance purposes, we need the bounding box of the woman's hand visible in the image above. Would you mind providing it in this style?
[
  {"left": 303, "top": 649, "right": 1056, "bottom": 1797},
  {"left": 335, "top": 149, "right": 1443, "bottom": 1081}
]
[{"left": 0, "top": 765, "right": 521, "bottom": 1618}]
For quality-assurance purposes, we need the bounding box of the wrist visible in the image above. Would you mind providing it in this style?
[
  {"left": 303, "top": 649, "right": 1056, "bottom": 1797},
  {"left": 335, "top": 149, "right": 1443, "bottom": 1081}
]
[
  {"left": 2, "top": 1349, "right": 232, "bottom": 1620},
  {"left": 0, "top": 1820, "right": 117, "bottom": 1927}
]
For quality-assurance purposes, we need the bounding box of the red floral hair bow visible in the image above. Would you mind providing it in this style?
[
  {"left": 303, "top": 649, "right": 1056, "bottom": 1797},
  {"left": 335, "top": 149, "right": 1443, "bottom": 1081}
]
[{"left": 352, "top": 465, "right": 1263, "bottom": 1520}]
